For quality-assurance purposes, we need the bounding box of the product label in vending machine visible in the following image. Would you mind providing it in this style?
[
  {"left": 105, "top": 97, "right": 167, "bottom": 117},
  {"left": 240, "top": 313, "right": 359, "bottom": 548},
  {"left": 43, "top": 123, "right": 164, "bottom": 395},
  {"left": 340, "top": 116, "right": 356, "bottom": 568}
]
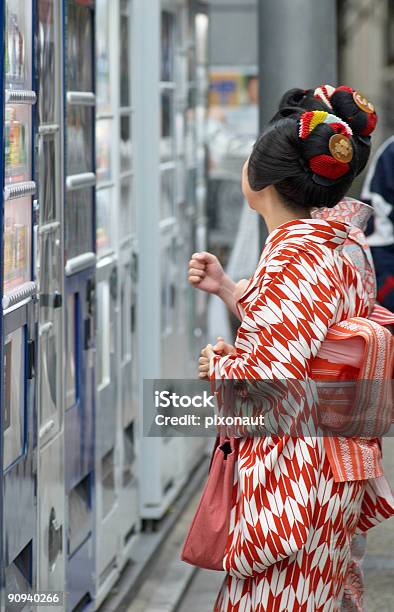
[{"left": 6, "top": 8, "right": 25, "bottom": 87}]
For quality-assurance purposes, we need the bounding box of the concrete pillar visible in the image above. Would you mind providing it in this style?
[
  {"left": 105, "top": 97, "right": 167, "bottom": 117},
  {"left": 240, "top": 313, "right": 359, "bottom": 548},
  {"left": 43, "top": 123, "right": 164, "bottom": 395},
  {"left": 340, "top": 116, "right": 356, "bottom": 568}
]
[
  {"left": 258, "top": 0, "right": 337, "bottom": 129},
  {"left": 257, "top": 0, "right": 337, "bottom": 243}
]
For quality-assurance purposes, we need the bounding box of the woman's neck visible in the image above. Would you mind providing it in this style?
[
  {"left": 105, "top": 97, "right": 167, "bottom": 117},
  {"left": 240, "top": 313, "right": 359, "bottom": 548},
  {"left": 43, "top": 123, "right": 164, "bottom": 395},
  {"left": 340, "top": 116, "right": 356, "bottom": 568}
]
[
  {"left": 263, "top": 207, "right": 309, "bottom": 235},
  {"left": 251, "top": 186, "right": 311, "bottom": 235}
]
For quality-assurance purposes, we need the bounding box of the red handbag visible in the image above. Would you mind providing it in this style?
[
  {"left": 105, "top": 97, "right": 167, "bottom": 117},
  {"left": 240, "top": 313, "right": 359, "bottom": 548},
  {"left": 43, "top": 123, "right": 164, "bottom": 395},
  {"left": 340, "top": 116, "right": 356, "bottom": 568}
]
[{"left": 181, "top": 437, "right": 238, "bottom": 571}]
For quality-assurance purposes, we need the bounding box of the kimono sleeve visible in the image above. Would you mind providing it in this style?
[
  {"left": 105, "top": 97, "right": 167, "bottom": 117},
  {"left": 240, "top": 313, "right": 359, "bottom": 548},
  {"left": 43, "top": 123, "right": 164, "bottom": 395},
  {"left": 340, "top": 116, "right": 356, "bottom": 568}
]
[
  {"left": 208, "top": 250, "right": 341, "bottom": 436},
  {"left": 210, "top": 250, "right": 340, "bottom": 382}
]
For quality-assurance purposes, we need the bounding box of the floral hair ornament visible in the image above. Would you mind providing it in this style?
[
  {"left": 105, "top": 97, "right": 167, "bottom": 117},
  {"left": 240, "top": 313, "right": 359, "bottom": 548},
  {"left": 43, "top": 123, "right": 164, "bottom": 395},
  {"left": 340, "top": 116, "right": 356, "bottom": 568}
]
[{"left": 298, "top": 110, "right": 354, "bottom": 183}]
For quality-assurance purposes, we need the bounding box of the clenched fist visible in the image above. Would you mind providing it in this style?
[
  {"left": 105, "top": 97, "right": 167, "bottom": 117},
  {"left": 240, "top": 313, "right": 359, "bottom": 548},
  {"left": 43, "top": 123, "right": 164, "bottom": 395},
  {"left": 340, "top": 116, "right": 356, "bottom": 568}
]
[{"left": 188, "top": 252, "right": 225, "bottom": 295}]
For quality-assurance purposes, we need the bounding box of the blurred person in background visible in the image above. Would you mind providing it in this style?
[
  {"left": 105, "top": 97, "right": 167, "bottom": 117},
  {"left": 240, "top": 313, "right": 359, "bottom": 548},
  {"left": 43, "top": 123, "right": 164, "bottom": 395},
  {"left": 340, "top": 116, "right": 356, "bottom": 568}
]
[
  {"left": 362, "top": 136, "right": 394, "bottom": 312},
  {"left": 189, "top": 86, "right": 392, "bottom": 612}
]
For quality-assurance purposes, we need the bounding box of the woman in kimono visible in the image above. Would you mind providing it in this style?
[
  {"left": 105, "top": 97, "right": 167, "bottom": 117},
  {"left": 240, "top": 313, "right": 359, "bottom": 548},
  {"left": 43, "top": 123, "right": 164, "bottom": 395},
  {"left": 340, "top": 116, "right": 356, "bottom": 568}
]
[{"left": 191, "top": 86, "right": 394, "bottom": 611}]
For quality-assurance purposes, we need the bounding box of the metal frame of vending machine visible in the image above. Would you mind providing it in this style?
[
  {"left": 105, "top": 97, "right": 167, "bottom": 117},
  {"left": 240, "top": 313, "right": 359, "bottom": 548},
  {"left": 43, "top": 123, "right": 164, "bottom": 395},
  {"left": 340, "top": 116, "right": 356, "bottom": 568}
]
[
  {"left": 190, "top": 1, "right": 209, "bottom": 350},
  {"left": 116, "top": 0, "right": 140, "bottom": 567},
  {"left": 0, "top": 3, "right": 6, "bottom": 609},
  {"left": 63, "top": 0, "right": 97, "bottom": 609},
  {"left": 135, "top": 0, "right": 208, "bottom": 521},
  {"left": 93, "top": 0, "right": 136, "bottom": 604},
  {"left": 35, "top": 0, "right": 66, "bottom": 601},
  {"left": 135, "top": 0, "right": 184, "bottom": 522},
  {"left": 2, "top": 0, "right": 39, "bottom": 603},
  {"left": 177, "top": 0, "right": 209, "bottom": 475}
]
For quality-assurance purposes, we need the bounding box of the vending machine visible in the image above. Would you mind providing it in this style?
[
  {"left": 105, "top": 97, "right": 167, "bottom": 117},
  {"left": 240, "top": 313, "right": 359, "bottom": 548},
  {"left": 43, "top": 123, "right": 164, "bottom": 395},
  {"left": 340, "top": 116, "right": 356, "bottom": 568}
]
[
  {"left": 178, "top": 1, "right": 210, "bottom": 475},
  {"left": 35, "top": 0, "right": 66, "bottom": 602},
  {"left": 136, "top": 0, "right": 208, "bottom": 521},
  {"left": 94, "top": 0, "right": 122, "bottom": 603},
  {"left": 2, "top": 0, "right": 39, "bottom": 604},
  {"left": 63, "top": 1, "right": 96, "bottom": 608},
  {"left": 116, "top": 0, "right": 140, "bottom": 567},
  {"left": 0, "top": 7, "right": 4, "bottom": 597},
  {"left": 136, "top": 1, "right": 188, "bottom": 521}
]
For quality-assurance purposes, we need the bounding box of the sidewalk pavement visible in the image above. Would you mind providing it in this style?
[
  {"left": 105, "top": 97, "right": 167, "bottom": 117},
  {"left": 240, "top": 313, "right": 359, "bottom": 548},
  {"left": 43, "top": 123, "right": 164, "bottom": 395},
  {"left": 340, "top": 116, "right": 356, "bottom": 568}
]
[{"left": 363, "top": 437, "right": 394, "bottom": 611}]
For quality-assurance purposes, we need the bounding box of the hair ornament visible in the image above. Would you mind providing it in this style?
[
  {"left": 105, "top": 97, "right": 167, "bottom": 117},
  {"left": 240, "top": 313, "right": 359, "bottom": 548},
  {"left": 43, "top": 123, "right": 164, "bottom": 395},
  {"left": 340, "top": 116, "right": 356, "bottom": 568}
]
[
  {"left": 298, "top": 110, "right": 355, "bottom": 182},
  {"left": 298, "top": 111, "right": 353, "bottom": 140},
  {"left": 352, "top": 90, "right": 375, "bottom": 114},
  {"left": 328, "top": 134, "right": 353, "bottom": 163},
  {"left": 320, "top": 85, "right": 377, "bottom": 137},
  {"left": 314, "top": 84, "right": 336, "bottom": 109}
]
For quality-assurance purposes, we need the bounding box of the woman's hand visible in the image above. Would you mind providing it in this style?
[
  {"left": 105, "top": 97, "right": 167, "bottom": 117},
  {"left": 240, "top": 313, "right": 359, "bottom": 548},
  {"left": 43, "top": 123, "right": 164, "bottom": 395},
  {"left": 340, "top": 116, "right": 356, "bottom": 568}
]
[
  {"left": 188, "top": 252, "right": 225, "bottom": 295},
  {"left": 212, "top": 337, "right": 237, "bottom": 357},
  {"left": 198, "top": 343, "right": 214, "bottom": 379},
  {"left": 198, "top": 338, "right": 236, "bottom": 379}
]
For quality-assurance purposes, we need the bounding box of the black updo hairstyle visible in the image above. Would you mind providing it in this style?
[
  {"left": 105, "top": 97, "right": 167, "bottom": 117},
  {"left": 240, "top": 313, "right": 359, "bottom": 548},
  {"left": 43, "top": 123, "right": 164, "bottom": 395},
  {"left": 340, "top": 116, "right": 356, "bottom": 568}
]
[
  {"left": 277, "top": 86, "right": 375, "bottom": 173},
  {"left": 248, "top": 85, "right": 377, "bottom": 210}
]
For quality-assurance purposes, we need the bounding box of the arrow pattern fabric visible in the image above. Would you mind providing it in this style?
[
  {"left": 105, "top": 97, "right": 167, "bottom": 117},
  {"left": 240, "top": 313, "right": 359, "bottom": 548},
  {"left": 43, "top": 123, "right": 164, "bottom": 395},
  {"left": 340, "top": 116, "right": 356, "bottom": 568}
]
[{"left": 210, "top": 219, "right": 393, "bottom": 611}]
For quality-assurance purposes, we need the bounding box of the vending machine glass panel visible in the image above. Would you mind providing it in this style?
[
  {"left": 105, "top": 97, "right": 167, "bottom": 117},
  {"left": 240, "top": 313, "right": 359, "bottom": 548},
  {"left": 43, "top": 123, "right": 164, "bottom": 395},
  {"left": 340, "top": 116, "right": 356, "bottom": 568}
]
[
  {"left": 39, "top": 135, "right": 56, "bottom": 223},
  {"left": 120, "top": 115, "right": 132, "bottom": 173},
  {"left": 161, "top": 11, "right": 175, "bottom": 82},
  {"left": 186, "top": 9, "right": 196, "bottom": 84},
  {"left": 4, "top": 197, "right": 32, "bottom": 293},
  {"left": 176, "top": 159, "right": 186, "bottom": 206},
  {"left": 67, "top": 106, "right": 94, "bottom": 176},
  {"left": 101, "top": 450, "right": 115, "bottom": 517},
  {"left": 120, "top": 0, "right": 131, "bottom": 107},
  {"left": 6, "top": 543, "right": 33, "bottom": 606},
  {"left": 175, "top": 108, "right": 185, "bottom": 157},
  {"left": 160, "top": 91, "right": 174, "bottom": 161},
  {"left": 39, "top": 317, "right": 58, "bottom": 427},
  {"left": 96, "top": 280, "right": 111, "bottom": 389},
  {"left": 96, "top": 0, "right": 111, "bottom": 114},
  {"left": 66, "top": 294, "right": 77, "bottom": 410},
  {"left": 68, "top": 476, "right": 91, "bottom": 555},
  {"left": 39, "top": 230, "right": 60, "bottom": 307},
  {"left": 130, "top": 284, "right": 138, "bottom": 418},
  {"left": 195, "top": 13, "right": 208, "bottom": 64},
  {"left": 160, "top": 168, "right": 175, "bottom": 219},
  {"left": 196, "top": 103, "right": 206, "bottom": 149},
  {"left": 186, "top": 168, "right": 197, "bottom": 210},
  {"left": 161, "top": 243, "right": 174, "bottom": 335},
  {"left": 121, "top": 273, "right": 132, "bottom": 362},
  {"left": 3, "top": 327, "right": 25, "bottom": 469},
  {"left": 119, "top": 178, "right": 134, "bottom": 239},
  {"left": 5, "top": 104, "right": 31, "bottom": 185},
  {"left": 122, "top": 423, "right": 135, "bottom": 486},
  {"left": 96, "top": 188, "right": 115, "bottom": 256},
  {"left": 37, "top": 0, "right": 56, "bottom": 124},
  {"left": 65, "top": 188, "right": 94, "bottom": 260},
  {"left": 5, "top": 0, "right": 32, "bottom": 90},
  {"left": 96, "top": 118, "right": 112, "bottom": 183},
  {"left": 185, "top": 89, "right": 196, "bottom": 165},
  {"left": 67, "top": 1, "right": 94, "bottom": 92},
  {"left": 161, "top": 255, "right": 168, "bottom": 334}
]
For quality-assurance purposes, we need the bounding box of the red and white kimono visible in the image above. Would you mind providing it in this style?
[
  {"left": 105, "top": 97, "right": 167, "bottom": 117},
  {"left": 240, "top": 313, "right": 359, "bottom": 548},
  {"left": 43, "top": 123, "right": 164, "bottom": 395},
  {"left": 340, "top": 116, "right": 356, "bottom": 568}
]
[{"left": 210, "top": 218, "right": 394, "bottom": 612}]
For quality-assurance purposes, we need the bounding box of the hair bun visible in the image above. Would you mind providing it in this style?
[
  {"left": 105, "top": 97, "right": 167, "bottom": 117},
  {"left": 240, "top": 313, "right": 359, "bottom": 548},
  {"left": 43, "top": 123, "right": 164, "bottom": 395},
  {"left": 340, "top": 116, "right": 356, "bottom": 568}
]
[
  {"left": 279, "top": 88, "right": 308, "bottom": 109},
  {"left": 321, "top": 85, "right": 377, "bottom": 137}
]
